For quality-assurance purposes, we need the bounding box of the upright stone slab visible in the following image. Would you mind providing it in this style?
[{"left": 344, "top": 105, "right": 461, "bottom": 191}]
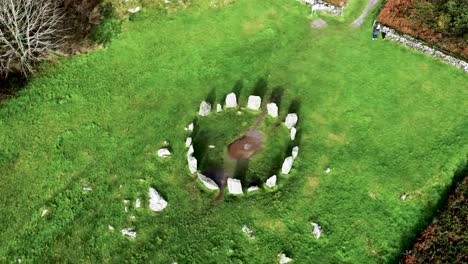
[
  {"left": 311, "top": 222, "right": 323, "bottom": 239},
  {"left": 247, "top": 96, "right": 261, "bottom": 110},
  {"left": 216, "top": 104, "right": 222, "bottom": 112},
  {"left": 225, "top": 93, "right": 237, "bottom": 108},
  {"left": 285, "top": 113, "right": 298, "bottom": 129},
  {"left": 198, "top": 101, "right": 211, "bottom": 116},
  {"left": 227, "top": 178, "right": 243, "bottom": 194},
  {"left": 149, "top": 188, "right": 168, "bottom": 212},
  {"left": 267, "top": 103, "right": 278, "bottom": 117},
  {"left": 187, "top": 156, "right": 197, "bottom": 174},
  {"left": 198, "top": 173, "right": 219, "bottom": 190},
  {"left": 266, "top": 175, "right": 277, "bottom": 188},
  {"left": 185, "top": 137, "right": 192, "bottom": 148},
  {"left": 290, "top": 127, "right": 297, "bottom": 140},
  {"left": 281, "top": 156, "right": 293, "bottom": 174},
  {"left": 292, "top": 146, "right": 299, "bottom": 159}
]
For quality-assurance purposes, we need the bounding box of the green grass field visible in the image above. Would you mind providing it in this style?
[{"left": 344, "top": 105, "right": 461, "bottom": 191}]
[{"left": 0, "top": 0, "right": 467, "bottom": 263}]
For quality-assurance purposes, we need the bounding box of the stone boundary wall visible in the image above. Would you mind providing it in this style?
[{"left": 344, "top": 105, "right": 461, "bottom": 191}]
[
  {"left": 383, "top": 26, "right": 468, "bottom": 73},
  {"left": 297, "top": 0, "right": 344, "bottom": 16}
]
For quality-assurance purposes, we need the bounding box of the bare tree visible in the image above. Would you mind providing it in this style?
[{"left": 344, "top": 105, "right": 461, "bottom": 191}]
[{"left": 0, "top": 0, "right": 64, "bottom": 79}]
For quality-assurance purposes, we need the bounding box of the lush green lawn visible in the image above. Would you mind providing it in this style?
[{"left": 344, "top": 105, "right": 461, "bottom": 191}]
[{"left": 0, "top": 0, "right": 467, "bottom": 263}]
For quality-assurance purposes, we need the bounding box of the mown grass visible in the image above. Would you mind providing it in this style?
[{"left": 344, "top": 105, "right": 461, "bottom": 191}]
[{"left": 0, "top": 0, "right": 467, "bottom": 263}]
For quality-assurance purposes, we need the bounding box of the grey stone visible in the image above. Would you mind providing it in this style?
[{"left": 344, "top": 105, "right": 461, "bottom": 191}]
[
  {"left": 400, "top": 193, "right": 408, "bottom": 201},
  {"left": 266, "top": 175, "right": 277, "bottom": 188},
  {"left": 279, "top": 253, "right": 293, "bottom": 264},
  {"left": 188, "top": 156, "right": 197, "bottom": 174},
  {"left": 247, "top": 96, "right": 261, "bottom": 110},
  {"left": 247, "top": 186, "right": 259, "bottom": 192},
  {"left": 198, "top": 101, "right": 211, "bottom": 116},
  {"left": 267, "top": 103, "right": 278, "bottom": 117},
  {"left": 185, "top": 137, "right": 192, "bottom": 148},
  {"left": 157, "top": 148, "right": 171, "bottom": 157},
  {"left": 292, "top": 146, "right": 299, "bottom": 159},
  {"left": 325, "top": 167, "right": 331, "bottom": 174},
  {"left": 187, "top": 145, "right": 194, "bottom": 157},
  {"left": 242, "top": 225, "right": 255, "bottom": 238},
  {"left": 227, "top": 178, "right": 243, "bottom": 194},
  {"left": 135, "top": 199, "right": 141, "bottom": 208},
  {"left": 127, "top": 6, "right": 141, "bottom": 13},
  {"left": 198, "top": 173, "right": 219, "bottom": 190},
  {"left": 290, "top": 127, "right": 297, "bottom": 140},
  {"left": 108, "top": 225, "right": 114, "bottom": 231},
  {"left": 285, "top": 113, "right": 298, "bottom": 129},
  {"left": 281, "top": 156, "right": 294, "bottom": 174},
  {"left": 121, "top": 228, "right": 137, "bottom": 238},
  {"left": 149, "top": 188, "right": 168, "bottom": 212},
  {"left": 185, "top": 123, "right": 194, "bottom": 131},
  {"left": 83, "top": 186, "right": 92, "bottom": 191},
  {"left": 216, "top": 104, "right": 222, "bottom": 112},
  {"left": 41, "top": 209, "right": 48, "bottom": 217},
  {"left": 311, "top": 222, "right": 322, "bottom": 239},
  {"left": 225, "top": 93, "right": 237, "bottom": 108}
]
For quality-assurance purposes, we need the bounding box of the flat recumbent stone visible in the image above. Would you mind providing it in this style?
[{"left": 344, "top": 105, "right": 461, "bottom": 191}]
[{"left": 198, "top": 173, "right": 219, "bottom": 190}]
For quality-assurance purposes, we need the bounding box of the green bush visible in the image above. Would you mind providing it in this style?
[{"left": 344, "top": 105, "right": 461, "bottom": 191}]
[{"left": 91, "top": 3, "right": 122, "bottom": 45}]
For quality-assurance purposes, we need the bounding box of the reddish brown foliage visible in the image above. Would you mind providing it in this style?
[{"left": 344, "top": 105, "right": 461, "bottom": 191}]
[{"left": 377, "top": 0, "right": 468, "bottom": 59}]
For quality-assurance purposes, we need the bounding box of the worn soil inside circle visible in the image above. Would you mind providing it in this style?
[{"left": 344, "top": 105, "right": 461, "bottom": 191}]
[{"left": 227, "top": 130, "right": 263, "bottom": 159}]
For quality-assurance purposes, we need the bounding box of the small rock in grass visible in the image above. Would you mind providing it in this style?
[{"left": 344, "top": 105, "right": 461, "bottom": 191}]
[
  {"left": 227, "top": 178, "right": 243, "bottom": 195},
  {"left": 209, "top": 145, "right": 215, "bottom": 149},
  {"left": 247, "top": 186, "right": 259, "bottom": 192},
  {"left": 108, "top": 225, "right": 115, "bottom": 231},
  {"left": 149, "top": 188, "right": 168, "bottom": 212},
  {"left": 199, "top": 101, "right": 211, "bottom": 116},
  {"left": 247, "top": 95, "right": 262, "bottom": 110},
  {"left": 266, "top": 175, "right": 277, "bottom": 188},
  {"left": 216, "top": 104, "right": 222, "bottom": 112},
  {"left": 285, "top": 113, "right": 298, "bottom": 129},
  {"left": 127, "top": 6, "right": 141, "bottom": 13},
  {"left": 292, "top": 146, "right": 299, "bottom": 160},
  {"left": 400, "top": 193, "right": 408, "bottom": 201},
  {"left": 311, "top": 222, "right": 322, "bottom": 239},
  {"left": 17, "top": 259, "right": 22, "bottom": 263},
  {"left": 281, "top": 156, "right": 294, "bottom": 174},
  {"left": 267, "top": 103, "right": 278, "bottom": 117},
  {"left": 135, "top": 199, "right": 141, "bottom": 208},
  {"left": 185, "top": 137, "right": 192, "bottom": 148},
  {"left": 290, "top": 127, "right": 297, "bottom": 140},
  {"left": 242, "top": 225, "right": 255, "bottom": 238},
  {"left": 279, "top": 253, "right": 293, "bottom": 264},
  {"left": 41, "top": 209, "right": 48, "bottom": 217},
  {"left": 325, "top": 167, "right": 331, "bottom": 174},
  {"left": 188, "top": 156, "right": 197, "bottom": 174},
  {"left": 198, "top": 173, "right": 219, "bottom": 190},
  {"left": 225, "top": 92, "right": 237, "bottom": 108},
  {"left": 83, "top": 186, "right": 92, "bottom": 191},
  {"left": 121, "top": 228, "right": 137, "bottom": 238},
  {"left": 157, "top": 148, "right": 171, "bottom": 157},
  {"left": 129, "top": 215, "right": 136, "bottom": 221}
]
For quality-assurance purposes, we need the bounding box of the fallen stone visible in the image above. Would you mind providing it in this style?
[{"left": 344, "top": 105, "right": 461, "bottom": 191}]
[
  {"left": 281, "top": 156, "right": 294, "bottom": 174},
  {"left": 127, "top": 6, "right": 141, "bottom": 13},
  {"left": 226, "top": 93, "right": 237, "bottom": 108},
  {"left": 198, "top": 173, "right": 219, "bottom": 190},
  {"left": 188, "top": 156, "right": 197, "bottom": 174},
  {"left": 267, "top": 103, "right": 278, "bottom": 117},
  {"left": 41, "top": 209, "right": 48, "bottom": 217},
  {"left": 135, "top": 199, "right": 141, "bottom": 208},
  {"left": 266, "top": 175, "right": 277, "bottom": 188},
  {"left": 199, "top": 101, "right": 211, "bottom": 116},
  {"left": 247, "top": 186, "right": 259, "bottom": 192},
  {"left": 121, "top": 228, "right": 137, "bottom": 238},
  {"left": 325, "top": 167, "right": 331, "bottom": 174},
  {"left": 157, "top": 148, "right": 171, "bottom": 157},
  {"left": 311, "top": 222, "right": 322, "bottom": 239},
  {"left": 83, "top": 186, "right": 92, "bottom": 191},
  {"left": 185, "top": 137, "right": 192, "bottom": 148},
  {"left": 285, "top": 113, "right": 298, "bottom": 129},
  {"left": 149, "top": 188, "right": 168, "bottom": 212},
  {"left": 292, "top": 146, "right": 299, "bottom": 160},
  {"left": 242, "top": 225, "right": 255, "bottom": 238},
  {"left": 227, "top": 178, "right": 243, "bottom": 194},
  {"left": 279, "top": 253, "right": 293, "bottom": 264},
  {"left": 290, "top": 127, "right": 297, "bottom": 140},
  {"left": 216, "top": 104, "right": 222, "bottom": 112},
  {"left": 247, "top": 95, "right": 262, "bottom": 110}
]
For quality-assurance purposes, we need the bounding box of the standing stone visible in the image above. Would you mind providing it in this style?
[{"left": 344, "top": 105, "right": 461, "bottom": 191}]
[
  {"left": 185, "top": 137, "right": 192, "bottom": 148},
  {"left": 279, "top": 253, "right": 293, "bottom": 264},
  {"left": 198, "top": 101, "right": 211, "bottom": 116},
  {"left": 135, "top": 199, "right": 141, "bottom": 208},
  {"left": 185, "top": 123, "right": 194, "bottom": 131},
  {"left": 197, "top": 173, "right": 219, "bottom": 190},
  {"left": 227, "top": 178, "right": 243, "bottom": 194},
  {"left": 41, "top": 209, "right": 48, "bottom": 217},
  {"left": 325, "top": 167, "right": 331, "bottom": 174},
  {"left": 285, "top": 113, "right": 298, "bottom": 129},
  {"left": 187, "top": 145, "right": 194, "bottom": 157},
  {"left": 157, "top": 148, "right": 171, "bottom": 157},
  {"left": 311, "top": 222, "right": 323, "bottom": 239},
  {"left": 216, "top": 104, "right": 222, "bottom": 112},
  {"left": 188, "top": 156, "right": 197, "bottom": 174},
  {"left": 225, "top": 93, "right": 237, "bottom": 108},
  {"left": 149, "top": 188, "right": 168, "bottom": 212},
  {"left": 267, "top": 103, "right": 278, "bottom": 117},
  {"left": 247, "top": 186, "right": 259, "bottom": 192},
  {"left": 290, "top": 127, "right": 297, "bottom": 140},
  {"left": 281, "top": 156, "right": 293, "bottom": 174},
  {"left": 292, "top": 146, "right": 299, "bottom": 160},
  {"left": 266, "top": 175, "right": 277, "bottom": 188},
  {"left": 247, "top": 96, "right": 262, "bottom": 110}
]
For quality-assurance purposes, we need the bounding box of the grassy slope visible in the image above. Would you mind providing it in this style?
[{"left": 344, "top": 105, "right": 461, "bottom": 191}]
[{"left": 0, "top": 0, "right": 467, "bottom": 263}]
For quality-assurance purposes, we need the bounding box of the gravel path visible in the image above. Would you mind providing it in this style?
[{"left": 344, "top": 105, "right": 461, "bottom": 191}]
[{"left": 351, "top": 0, "right": 379, "bottom": 28}]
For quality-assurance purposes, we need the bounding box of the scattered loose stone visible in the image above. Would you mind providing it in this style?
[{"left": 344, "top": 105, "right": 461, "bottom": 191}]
[
  {"left": 247, "top": 186, "right": 259, "bottom": 192},
  {"left": 83, "top": 186, "right": 92, "bottom": 191},
  {"left": 41, "top": 209, "right": 48, "bottom": 217},
  {"left": 188, "top": 156, "right": 197, "bottom": 174},
  {"left": 216, "top": 104, "right": 222, "bottom": 112},
  {"left": 267, "top": 103, "right": 278, "bottom": 117},
  {"left": 247, "top": 96, "right": 262, "bottom": 110},
  {"left": 292, "top": 146, "right": 299, "bottom": 160},
  {"left": 149, "top": 188, "right": 168, "bottom": 212},
  {"left": 242, "top": 225, "right": 255, "bottom": 238},
  {"left": 198, "top": 173, "right": 219, "bottom": 190},
  {"left": 108, "top": 225, "right": 115, "bottom": 231},
  {"left": 185, "top": 137, "right": 192, "bottom": 148},
  {"left": 198, "top": 101, "right": 211, "bottom": 116},
  {"left": 285, "top": 113, "right": 298, "bottom": 129},
  {"left": 325, "top": 167, "right": 331, "bottom": 174},
  {"left": 227, "top": 178, "right": 243, "bottom": 195},
  {"left": 290, "top": 127, "right": 297, "bottom": 140},
  {"left": 127, "top": 6, "right": 141, "bottom": 13},
  {"left": 135, "top": 199, "right": 141, "bottom": 208},
  {"left": 157, "top": 148, "right": 171, "bottom": 157},
  {"left": 311, "top": 222, "right": 323, "bottom": 239},
  {"left": 281, "top": 156, "right": 294, "bottom": 174},
  {"left": 266, "top": 175, "right": 277, "bottom": 188},
  {"left": 226, "top": 93, "right": 238, "bottom": 108},
  {"left": 121, "top": 228, "right": 137, "bottom": 238},
  {"left": 279, "top": 253, "right": 293, "bottom": 264},
  {"left": 400, "top": 193, "right": 408, "bottom": 201}
]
